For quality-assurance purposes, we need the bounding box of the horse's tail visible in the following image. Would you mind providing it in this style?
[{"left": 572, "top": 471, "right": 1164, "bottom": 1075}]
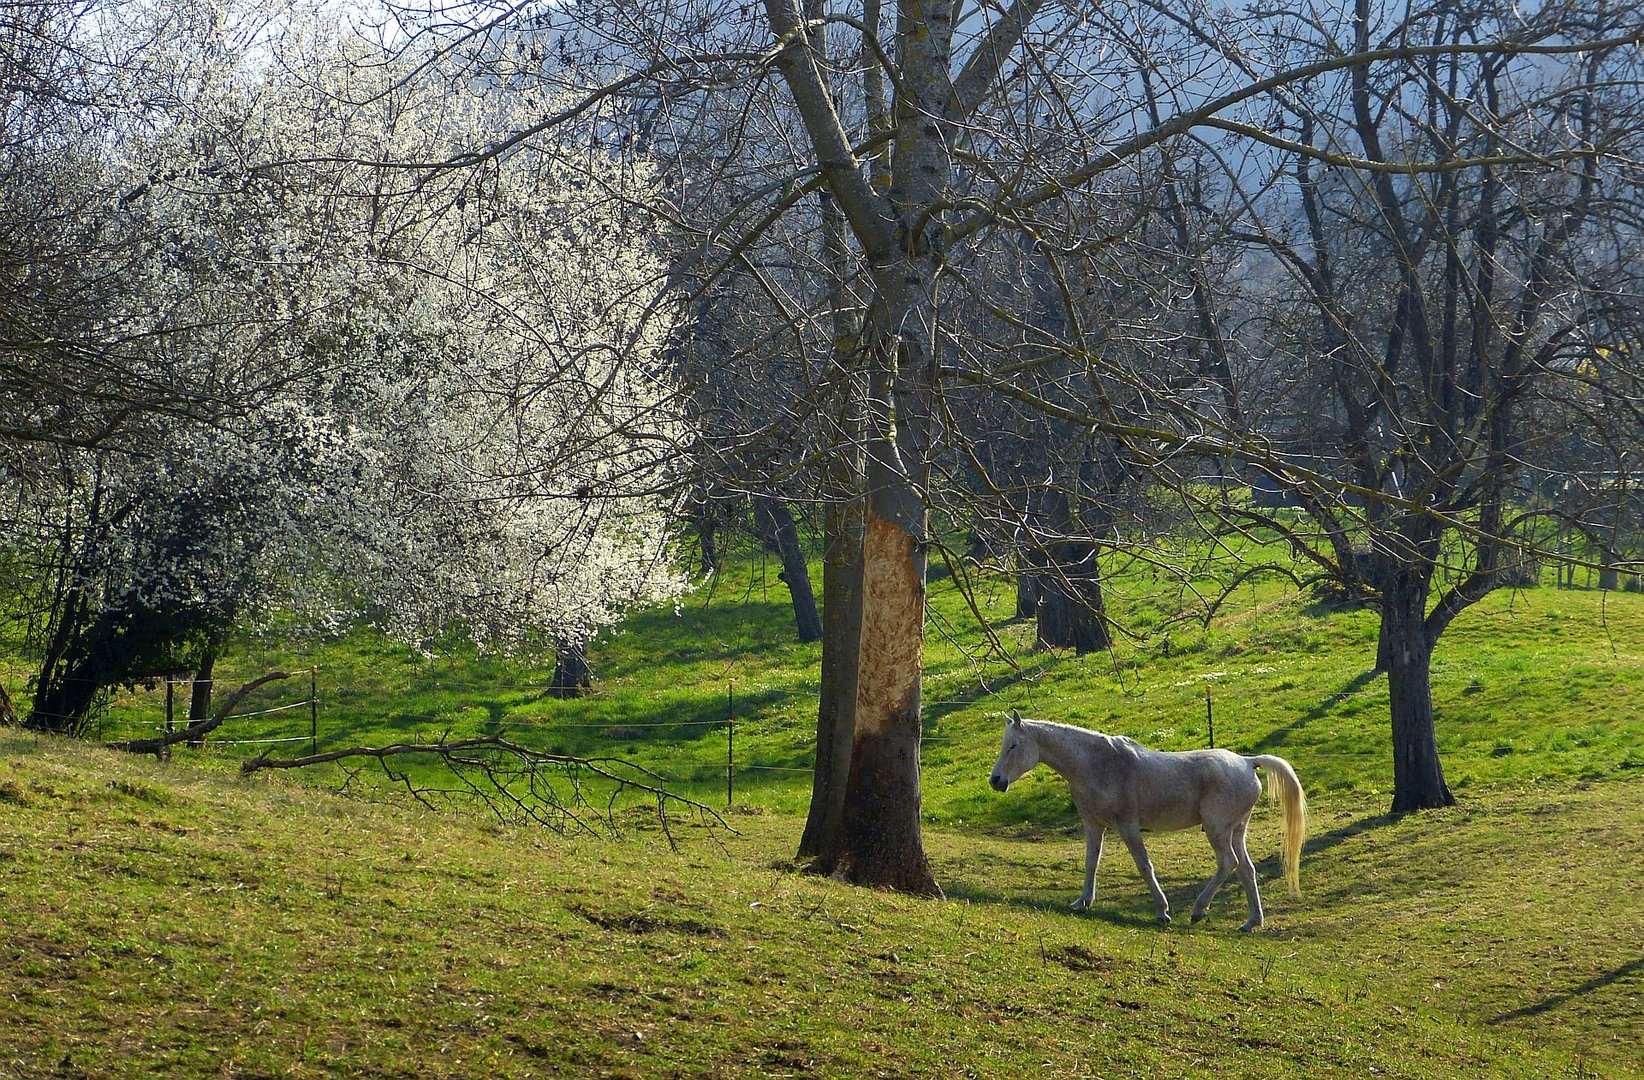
[{"left": 1247, "top": 754, "right": 1307, "bottom": 895}]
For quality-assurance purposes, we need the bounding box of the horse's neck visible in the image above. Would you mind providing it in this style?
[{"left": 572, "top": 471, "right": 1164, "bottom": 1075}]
[{"left": 1030, "top": 721, "right": 1104, "bottom": 779}]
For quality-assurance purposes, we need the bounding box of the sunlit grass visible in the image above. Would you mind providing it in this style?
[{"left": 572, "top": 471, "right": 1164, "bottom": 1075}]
[
  {"left": 1, "top": 735, "right": 1639, "bottom": 1077},
  {"left": 40, "top": 539, "right": 1644, "bottom": 824},
  {"left": 4, "top": 536, "right": 1644, "bottom": 1076}
]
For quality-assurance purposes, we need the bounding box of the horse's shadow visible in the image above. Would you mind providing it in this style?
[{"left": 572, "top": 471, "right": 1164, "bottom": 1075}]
[
  {"left": 943, "top": 860, "right": 1292, "bottom": 930},
  {"left": 941, "top": 878, "right": 1187, "bottom": 929}
]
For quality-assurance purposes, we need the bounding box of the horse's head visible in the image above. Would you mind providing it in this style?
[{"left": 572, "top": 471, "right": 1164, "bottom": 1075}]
[{"left": 990, "top": 710, "right": 1039, "bottom": 792}]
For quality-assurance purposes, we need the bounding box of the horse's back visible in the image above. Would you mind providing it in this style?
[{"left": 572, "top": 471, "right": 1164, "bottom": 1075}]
[{"left": 1130, "top": 746, "right": 1261, "bottom": 832}]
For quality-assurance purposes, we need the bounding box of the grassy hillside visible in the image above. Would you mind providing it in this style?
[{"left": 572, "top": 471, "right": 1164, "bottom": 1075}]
[
  {"left": 43, "top": 546, "right": 1644, "bottom": 819},
  {"left": 2, "top": 734, "right": 1640, "bottom": 1078},
  {"left": 3, "top": 553, "right": 1643, "bottom": 1076}
]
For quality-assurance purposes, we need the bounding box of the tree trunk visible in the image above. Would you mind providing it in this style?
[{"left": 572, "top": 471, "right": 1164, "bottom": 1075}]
[
  {"left": 187, "top": 649, "right": 216, "bottom": 748},
  {"left": 799, "top": 491, "right": 865, "bottom": 860},
  {"left": 1034, "top": 489, "right": 1110, "bottom": 654},
  {"left": 28, "top": 583, "right": 94, "bottom": 735},
  {"left": 685, "top": 481, "right": 722, "bottom": 576},
  {"left": 1015, "top": 566, "right": 1041, "bottom": 619},
  {"left": 697, "top": 516, "right": 721, "bottom": 577},
  {"left": 763, "top": 0, "right": 1001, "bottom": 896},
  {"left": 1599, "top": 525, "right": 1620, "bottom": 591},
  {"left": 0, "top": 681, "right": 18, "bottom": 727},
  {"left": 1036, "top": 555, "right": 1109, "bottom": 654},
  {"left": 754, "top": 495, "right": 822, "bottom": 643},
  {"left": 1014, "top": 486, "right": 1046, "bottom": 618},
  {"left": 832, "top": 457, "right": 940, "bottom": 896},
  {"left": 799, "top": 180, "right": 865, "bottom": 862},
  {"left": 548, "top": 641, "right": 592, "bottom": 699},
  {"left": 823, "top": 277, "right": 942, "bottom": 897},
  {"left": 1381, "top": 576, "right": 1455, "bottom": 813},
  {"left": 29, "top": 658, "right": 100, "bottom": 736}
]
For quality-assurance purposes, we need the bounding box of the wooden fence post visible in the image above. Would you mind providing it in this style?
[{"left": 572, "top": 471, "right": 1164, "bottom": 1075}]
[{"left": 726, "top": 679, "right": 735, "bottom": 809}]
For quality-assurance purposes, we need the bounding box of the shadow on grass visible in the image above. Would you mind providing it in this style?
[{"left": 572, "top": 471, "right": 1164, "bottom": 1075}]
[
  {"left": 921, "top": 663, "right": 1042, "bottom": 727},
  {"left": 939, "top": 877, "right": 1175, "bottom": 929},
  {"left": 1301, "top": 808, "right": 1401, "bottom": 857},
  {"left": 1250, "top": 667, "right": 1383, "bottom": 753},
  {"left": 1244, "top": 807, "right": 1403, "bottom": 887},
  {"left": 1489, "top": 956, "right": 1644, "bottom": 1024},
  {"left": 942, "top": 873, "right": 1272, "bottom": 932},
  {"left": 939, "top": 841, "right": 1241, "bottom": 929}
]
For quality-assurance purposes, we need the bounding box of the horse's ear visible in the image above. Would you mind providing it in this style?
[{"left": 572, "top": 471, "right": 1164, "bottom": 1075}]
[{"left": 1008, "top": 709, "right": 1022, "bottom": 727}]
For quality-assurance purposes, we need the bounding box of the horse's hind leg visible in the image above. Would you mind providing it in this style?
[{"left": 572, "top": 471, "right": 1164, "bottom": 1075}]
[
  {"left": 1191, "top": 831, "right": 1237, "bottom": 924},
  {"left": 1116, "top": 824, "right": 1171, "bottom": 924},
  {"left": 1072, "top": 825, "right": 1105, "bottom": 911},
  {"left": 1230, "top": 818, "right": 1265, "bottom": 931}
]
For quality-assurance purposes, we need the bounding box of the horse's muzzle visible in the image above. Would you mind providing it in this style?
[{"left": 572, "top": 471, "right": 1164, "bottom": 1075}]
[{"left": 989, "top": 773, "right": 1008, "bottom": 792}]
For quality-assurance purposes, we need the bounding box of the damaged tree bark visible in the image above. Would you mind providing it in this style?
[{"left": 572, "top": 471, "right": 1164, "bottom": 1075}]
[{"left": 760, "top": 0, "right": 1041, "bottom": 895}]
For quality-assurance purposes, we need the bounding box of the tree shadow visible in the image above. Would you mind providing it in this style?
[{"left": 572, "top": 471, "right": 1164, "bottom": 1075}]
[
  {"left": 1300, "top": 808, "right": 1402, "bottom": 858},
  {"left": 1249, "top": 667, "right": 1383, "bottom": 753},
  {"left": 1248, "top": 808, "right": 1402, "bottom": 883},
  {"left": 921, "top": 664, "right": 1039, "bottom": 729},
  {"left": 1489, "top": 956, "right": 1644, "bottom": 1024}
]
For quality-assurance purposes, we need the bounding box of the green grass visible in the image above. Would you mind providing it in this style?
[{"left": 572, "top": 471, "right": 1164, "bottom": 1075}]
[
  {"left": 4, "top": 547, "right": 1644, "bottom": 1076},
  {"left": 2, "top": 735, "right": 1640, "bottom": 1078},
  {"left": 56, "top": 548, "right": 1644, "bottom": 819}
]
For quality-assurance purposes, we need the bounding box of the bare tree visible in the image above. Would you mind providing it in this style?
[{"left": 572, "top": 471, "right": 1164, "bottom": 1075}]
[
  {"left": 339, "top": 0, "right": 1644, "bottom": 876},
  {"left": 1208, "top": 0, "right": 1644, "bottom": 810}
]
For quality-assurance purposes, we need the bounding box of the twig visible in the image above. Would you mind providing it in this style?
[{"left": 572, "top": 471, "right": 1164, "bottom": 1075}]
[
  {"left": 106, "top": 671, "right": 292, "bottom": 756},
  {"left": 240, "top": 733, "right": 734, "bottom": 843}
]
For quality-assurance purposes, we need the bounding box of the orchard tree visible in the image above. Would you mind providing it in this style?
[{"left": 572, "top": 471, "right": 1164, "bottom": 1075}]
[
  {"left": 408, "top": 0, "right": 1644, "bottom": 886},
  {"left": 1209, "top": 0, "right": 1644, "bottom": 810},
  {"left": 7, "top": 1, "right": 689, "bottom": 734},
  {"left": 0, "top": 0, "right": 224, "bottom": 461}
]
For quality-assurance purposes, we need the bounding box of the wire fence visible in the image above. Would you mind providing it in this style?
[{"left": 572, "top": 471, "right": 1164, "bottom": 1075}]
[
  {"left": 70, "top": 665, "right": 1009, "bottom": 807},
  {"left": 40, "top": 643, "right": 1436, "bottom": 810}
]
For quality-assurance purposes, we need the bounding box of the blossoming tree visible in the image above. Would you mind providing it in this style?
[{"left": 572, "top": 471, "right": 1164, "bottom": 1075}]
[{"left": 7, "top": 1, "right": 688, "bottom": 733}]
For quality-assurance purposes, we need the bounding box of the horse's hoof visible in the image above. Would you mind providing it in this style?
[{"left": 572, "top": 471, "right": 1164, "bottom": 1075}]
[
  {"left": 1070, "top": 899, "right": 1090, "bottom": 912},
  {"left": 1238, "top": 919, "right": 1262, "bottom": 932},
  {"left": 1190, "top": 909, "right": 1207, "bottom": 924},
  {"left": 1156, "top": 913, "right": 1172, "bottom": 926}
]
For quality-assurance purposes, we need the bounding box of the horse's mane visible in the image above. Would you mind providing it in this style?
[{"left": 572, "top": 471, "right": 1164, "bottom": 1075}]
[{"left": 1024, "top": 717, "right": 1134, "bottom": 747}]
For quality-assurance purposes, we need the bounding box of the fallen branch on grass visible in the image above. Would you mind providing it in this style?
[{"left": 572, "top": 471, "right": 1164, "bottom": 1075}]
[
  {"left": 240, "top": 733, "right": 732, "bottom": 845},
  {"left": 106, "top": 671, "right": 293, "bottom": 756}
]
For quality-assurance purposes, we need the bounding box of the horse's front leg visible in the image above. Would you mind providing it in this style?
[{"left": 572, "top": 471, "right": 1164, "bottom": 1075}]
[
  {"left": 1072, "top": 825, "right": 1104, "bottom": 911},
  {"left": 1116, "top": 824, "right": 1171, "bottom": 924}
]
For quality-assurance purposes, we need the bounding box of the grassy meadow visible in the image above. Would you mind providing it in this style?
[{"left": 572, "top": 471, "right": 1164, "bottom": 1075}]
[{"left": 2, "top": 543, "right": 1643, "bottom": 1077}]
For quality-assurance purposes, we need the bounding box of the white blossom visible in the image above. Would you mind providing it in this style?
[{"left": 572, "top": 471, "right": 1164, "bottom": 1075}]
[{"left": 10, "top": 0, "right": 691, "bottom": 664}]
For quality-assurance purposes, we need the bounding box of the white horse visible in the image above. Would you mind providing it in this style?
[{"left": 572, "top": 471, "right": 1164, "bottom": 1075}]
[{"left": 989, "top": 711, "right": 1307, "bottom": 931}]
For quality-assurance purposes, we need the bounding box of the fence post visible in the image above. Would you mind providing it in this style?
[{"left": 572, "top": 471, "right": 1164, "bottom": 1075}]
[
  {"left": 1206, "top": 685, "right": 1215, "bottom": 749},
  {"left": 726, "top": 679, "right": 735, "bottom": 809},
  {"left": 163, "top": 677, "right": 175, "bottom": 762},
  {"left": 310, "top": 665, "right": 319, "bottom": 757}
]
